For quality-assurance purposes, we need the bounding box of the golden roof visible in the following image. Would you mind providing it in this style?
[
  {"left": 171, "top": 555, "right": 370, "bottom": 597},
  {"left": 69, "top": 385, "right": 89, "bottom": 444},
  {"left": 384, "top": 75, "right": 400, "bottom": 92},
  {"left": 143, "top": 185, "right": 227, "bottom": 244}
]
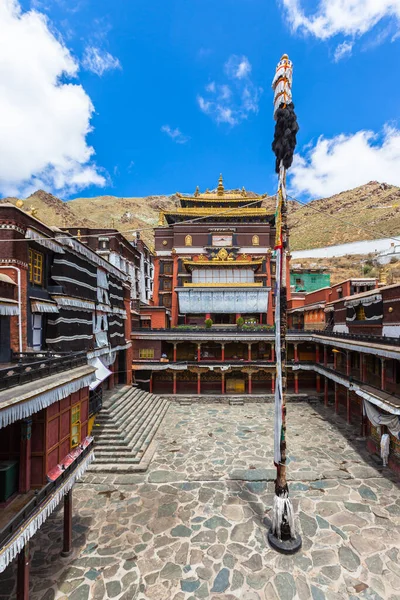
[
  {"left": 163, "top": 207, "right": 268, "bottom": 217},
  {"left": 175, "top": 174, "right": 268, "bottom": 203}
]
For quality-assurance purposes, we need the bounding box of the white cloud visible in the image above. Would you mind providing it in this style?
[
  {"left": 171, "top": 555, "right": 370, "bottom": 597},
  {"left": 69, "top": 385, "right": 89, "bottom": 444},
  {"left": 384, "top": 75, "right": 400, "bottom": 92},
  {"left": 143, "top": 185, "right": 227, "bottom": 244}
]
[
  {"left": 82, "top": 46, "right": 121, "bottom": 76},
  {"left": 282, "top": 0, "right": 400, "bottom": 39},
  {"left": 289, "top": 125, "right": 400, "bottom": 198},
  {"left": 161, "top": 125, "right": 190, "bottom": 144},
  {"left": 0, "top": 0, "right": 106, "bottom": 197},
  {"left": 197, "top": 55, "right": 262, "bottom": 126},
  {"left": 333, "top": 40, "right": 354, "bottom": 61},
  {"left": 225, "top": 55, "right": 252, "bottom": 79}
]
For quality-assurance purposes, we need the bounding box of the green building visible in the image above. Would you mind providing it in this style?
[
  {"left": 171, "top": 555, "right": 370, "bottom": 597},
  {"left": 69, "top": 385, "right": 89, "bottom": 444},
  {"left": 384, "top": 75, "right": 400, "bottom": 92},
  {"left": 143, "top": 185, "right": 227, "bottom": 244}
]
[{"left": 290, "top": 267, "right": 331, "bottom": 293}]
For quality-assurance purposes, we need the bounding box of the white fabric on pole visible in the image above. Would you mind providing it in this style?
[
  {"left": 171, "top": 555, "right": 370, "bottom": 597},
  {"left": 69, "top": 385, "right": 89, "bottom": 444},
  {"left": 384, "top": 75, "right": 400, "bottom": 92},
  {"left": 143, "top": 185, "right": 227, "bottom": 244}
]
[
  {"left": 363, "top": 399, "right": 400, "bottom": 439},
  {"left": 89, "top": 358, "right": 112, "bottom": 390},
  {"left": 274, "top": 246, "right": 283, "bottom": 465}
]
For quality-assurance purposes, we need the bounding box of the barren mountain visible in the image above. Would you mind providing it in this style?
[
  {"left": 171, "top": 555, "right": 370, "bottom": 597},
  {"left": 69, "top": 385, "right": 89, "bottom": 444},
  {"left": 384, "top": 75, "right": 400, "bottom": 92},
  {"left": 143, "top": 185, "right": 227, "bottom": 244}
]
[{"left": 1, "top": 181, "right": 399, "bottom": 251}]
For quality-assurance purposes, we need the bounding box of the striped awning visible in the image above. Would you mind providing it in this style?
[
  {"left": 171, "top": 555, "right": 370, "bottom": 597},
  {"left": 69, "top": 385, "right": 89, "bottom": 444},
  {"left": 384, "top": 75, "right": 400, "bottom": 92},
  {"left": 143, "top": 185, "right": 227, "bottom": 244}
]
[
  {"left": 0, "top": 298, "right": 19, "bottom": 316},
  {"left": 31, "top": 298, "right": 59, "bottom": 313}
]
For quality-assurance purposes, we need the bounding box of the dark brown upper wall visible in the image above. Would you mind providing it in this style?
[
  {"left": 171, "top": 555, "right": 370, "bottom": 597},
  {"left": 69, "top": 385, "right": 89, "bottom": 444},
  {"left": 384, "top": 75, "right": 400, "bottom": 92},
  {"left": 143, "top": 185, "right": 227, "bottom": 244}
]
[
  {"left": 155, "top": 223, "right": 274, "bottom": 250},
  {"left": 65, "top": 227, "right": 140, "bottom": 263}
]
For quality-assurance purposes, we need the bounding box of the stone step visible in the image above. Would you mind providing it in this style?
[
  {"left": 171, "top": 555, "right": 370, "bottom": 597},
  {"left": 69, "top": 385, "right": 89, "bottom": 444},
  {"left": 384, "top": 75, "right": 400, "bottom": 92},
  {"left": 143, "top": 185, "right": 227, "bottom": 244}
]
[
  {"left": 102, "top": 385, "right": 132, "bottom": 409},
  {"left": 133, "top": 402, "right": 169, "bottom": 459},
  {"left": 116, "top": 393, "right": 159, "bottom": 434},
  {"left": 125, "top": 396, "right": 167, "bottom": 445},
  {"left": 100, "top": 387, "right": 144, "bottom": 417}
]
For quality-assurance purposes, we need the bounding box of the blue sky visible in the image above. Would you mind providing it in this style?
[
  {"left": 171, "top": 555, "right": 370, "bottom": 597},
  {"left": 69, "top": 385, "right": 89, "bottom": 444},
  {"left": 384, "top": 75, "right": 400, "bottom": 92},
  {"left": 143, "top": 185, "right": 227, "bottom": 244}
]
[{"left": 1, "top": 0, "right": 400, "bottom": 200}]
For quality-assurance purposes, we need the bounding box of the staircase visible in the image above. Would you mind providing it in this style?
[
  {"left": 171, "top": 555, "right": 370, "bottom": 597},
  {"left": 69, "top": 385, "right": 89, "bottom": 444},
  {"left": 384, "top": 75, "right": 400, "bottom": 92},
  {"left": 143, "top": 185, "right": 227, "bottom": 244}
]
[{"left": 89, "top": 385, "right": 170, "bottom": 473}]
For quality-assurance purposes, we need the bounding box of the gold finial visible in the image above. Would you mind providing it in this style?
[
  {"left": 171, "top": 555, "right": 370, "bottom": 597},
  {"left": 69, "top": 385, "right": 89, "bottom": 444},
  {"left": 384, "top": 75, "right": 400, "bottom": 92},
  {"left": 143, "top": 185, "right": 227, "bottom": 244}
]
[
  {"left": 194, "top": 186, "right": 200, "bottom": 197},
  {"left": 242, "top": 186, "right": 246, "bottom": 196},
  {"left": 16, "top": 200, "right": 24, "bottom": 208},
  {"left": 77, "top": 229, "right": 81, "bottom": 240},
  {"left": 281, "top": 53, "right": 289, "bottom": 60},
  {"left": 217, "top": 173, "right": 224, "bottom": 196},
  {"left": 30, "top": 206, "right": 38, "bottom": 218},
  {"left": 158, "top": 211, "right": 165, "bottom": 226}
]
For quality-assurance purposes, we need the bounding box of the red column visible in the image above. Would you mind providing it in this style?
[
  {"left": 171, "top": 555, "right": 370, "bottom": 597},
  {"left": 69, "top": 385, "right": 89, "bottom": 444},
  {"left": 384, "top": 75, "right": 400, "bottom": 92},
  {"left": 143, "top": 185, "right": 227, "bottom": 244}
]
[
  {"left": 271, "top": 376, "right": 275, "bottom": 394},
  {"left": 346, "top": 389, "right": 351, "bottom": 424},
  {"left": 271, "top": 344, "right": 275, "bottom": 362},
  {"left": 235, "top": 313, "right": 241, "bottom": 323},
  {"left": 17, "top": 542, "right": 30, "bottom": 600},
  {"left": 334, "top": 383, "right": 339, "bottom": 414},
  {"left": 316, "top": 345, "right": 320, "bottom": 363},
  {"left": 149, "top": 375, "right": 153, "bottom": 393},
  {"left": 360, "top": 354, "right": 364, "bottom": 381},
  {"left": 346, "top": 352, "right": 351, "bottom": 377},
  {"left": 19, "top": 418, "right": 32, "bottom": 494},
  {"left": 248, "top": 344, "right": 252, "bottom": 361},
  {"left": 221, "top": 373, "right": 225, "bottom": 394},
  {"left": 324, "top": 378, "right": 328, "bottom": 406},
  {"left": 248, "top": 373, "right": 252, "bottom": 394},
  {"left": 61, "top": 490, "right": 73, "bottom": 557},
  {"left": 197, "top": 373, "right": 201, "bottom": 395},
  {"left": 205, "top": 313, "right": 211, "bottom": 320},
  {"left": 316, "top": 374, "right": 321, "bottom": 393},
  {"left": 173, "top": 344, "right": 177, "bottom": 362},
  {"left": 294, "top": 344, "right": 298, "bottom": 362},
  {"left": 266, "top": 251, "right": 273, "bottom": 327},
  {"left": 334, "top": 352, "right": 337, "bottom": 370},
  {"left": 324, "top": 346, "right": 327, "bottom": 367},
  {"left": 381, "top": 359, "right": 386, "bottom": 391},
  {"left": 173, "top": 373, "right": 177, "bottom": 394},
  {"left": 171, "top": 254, "right": 179, "bottom": 326},
  {"left": 294, "top": 373, "right": 299, "bottom": 394},
  {"left": 221, "top": 344, "right": 225, "bottom": 362},
  {"left": 152, "top": 257, "right": 160, "bottom": 305},
  {"left": 197, "top": 344, "right": 201, "bottom": 362}
]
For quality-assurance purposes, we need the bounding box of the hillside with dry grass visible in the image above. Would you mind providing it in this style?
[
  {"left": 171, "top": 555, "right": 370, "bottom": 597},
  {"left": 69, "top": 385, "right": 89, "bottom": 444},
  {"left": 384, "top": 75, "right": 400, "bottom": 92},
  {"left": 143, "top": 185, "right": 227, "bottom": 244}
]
[{"left": 1, "top": 181, "right": 399, "bottom": 251}]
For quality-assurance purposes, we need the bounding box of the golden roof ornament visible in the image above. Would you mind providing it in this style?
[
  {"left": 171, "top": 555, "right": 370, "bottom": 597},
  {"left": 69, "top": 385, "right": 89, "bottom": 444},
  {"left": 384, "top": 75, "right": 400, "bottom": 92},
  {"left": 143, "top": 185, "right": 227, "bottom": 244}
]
[
  {"left": 217, "top": 174, "right": 224, "bottom": 196},
  {"left": 194, "top": 186, "right": 200, "bottom": 197},
  {"left": 158, "top": 211, "right": 165, "bottom": 226},
  {"left": 242, "top": 186, "right": 246, "bottom": 197},
  {"left": 16, "top": 200, "right": 24, "bottom": 208},
  {"left": 30, "top": 206, "right": 38, "bottom": 218}
]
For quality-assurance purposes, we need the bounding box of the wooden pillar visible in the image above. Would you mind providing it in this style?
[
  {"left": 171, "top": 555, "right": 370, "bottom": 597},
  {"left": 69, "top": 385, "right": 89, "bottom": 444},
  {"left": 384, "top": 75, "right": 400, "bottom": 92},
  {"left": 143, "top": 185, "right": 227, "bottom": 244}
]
[
  {"left": 221, "top": 344, "right": 225, "bottom": 362},
  {"left": 316, "top": 374, "right": 321, "bottom": 394},
  {"left": 333, "top": 352, "right": 337, "bottom": 370},
  {"left": 324, "top": 378, "right": 328, "bottom": 407},
  {"left": 197, "top": 372, "right": 201, "bottom": 395},
  {"left": 17, "top": 542, "right": 30, "bottom": 600},
  {"left": 294, "top": 373, "right": 299, "bottom": 394},
  {"left": 205, "top": 313, "right": 211, "bottom": 320},
  {"left": 173, "top": 343, "right": 177, "bottom": 362},
  {"left": 360, "top": 354, "right": 364, "bottom": 382},
  {"left": 221, "top": 372, "right": 225, "bottom": 394},
  {"left": 19, "top": 417, "right": 32, "bottom": 494},
  {"left": 248, "top": 343, "right": 252, "bottom": 361},
  {"left": 346, "top": 389, "right": 351, "bottom": 424},
  {"left": 316, "top": 344, "right": 320, "bottom": 364},
  {"left": 173, "top": 372, "right": 177, "bottom": 395},
  {"left": 271, "top": 343, "right": 275, "bottom": 362},
  {"left": 323, "top": 346, "right": 327, "bottom": 367},
  {"left": 61, "top": 489, "right": 73, "bottom": 557},
  {"left": 197, "top": 343, "right": 201, "bottom": 362},
  {"left": 346, "top": 351, "right": 351, "bottom": 377},
  {"left": 248, "top": 372, "right": 252, "bottom": 394},
  {"left": 149, "top": 374, "right": 153, "bottom": 393},
  {"left": 271, "top": 375, "right": 275, "bottom": 394},
  {"left": 381, "top": 358, "right": 386, "bottom": 391},
  {"left": 334, "top": 383, "right": 339, "bottom": 415},
  {"left": 294, "top": 343, "right": 298, "bottom": 362}
]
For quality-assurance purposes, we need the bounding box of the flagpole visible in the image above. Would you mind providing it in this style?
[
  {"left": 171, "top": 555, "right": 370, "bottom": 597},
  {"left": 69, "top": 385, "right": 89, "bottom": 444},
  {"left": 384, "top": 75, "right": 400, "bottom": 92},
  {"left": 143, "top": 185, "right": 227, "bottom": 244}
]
[{"left": 267, "top": 54, "right": 302, "bottom": 554}]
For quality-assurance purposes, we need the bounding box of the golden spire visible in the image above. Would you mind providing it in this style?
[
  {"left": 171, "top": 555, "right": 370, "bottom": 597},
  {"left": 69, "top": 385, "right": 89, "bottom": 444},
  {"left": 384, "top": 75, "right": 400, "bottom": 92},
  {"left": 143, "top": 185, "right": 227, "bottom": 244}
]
[
  {"left": 217, "top": 173, "right": 224, "bottom": 196},
  {"left": 77, "top": 229, "right": 81, "bottom": 240},
  {"left": 194, "top": 185, "right": 200, "bottom": 197},
  {"left": 242, "top": 186, "right": 246, "bottom": 197},
  {"left": 158, "top": 211, "right": 165, "bottom": 226}
]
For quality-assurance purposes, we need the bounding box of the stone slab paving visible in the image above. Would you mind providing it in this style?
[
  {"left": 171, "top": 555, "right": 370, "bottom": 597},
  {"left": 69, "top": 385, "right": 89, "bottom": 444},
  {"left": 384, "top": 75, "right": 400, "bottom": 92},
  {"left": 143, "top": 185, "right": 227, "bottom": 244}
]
[{"left": 1, "top": 402, "right": 400, "bottom": 600}]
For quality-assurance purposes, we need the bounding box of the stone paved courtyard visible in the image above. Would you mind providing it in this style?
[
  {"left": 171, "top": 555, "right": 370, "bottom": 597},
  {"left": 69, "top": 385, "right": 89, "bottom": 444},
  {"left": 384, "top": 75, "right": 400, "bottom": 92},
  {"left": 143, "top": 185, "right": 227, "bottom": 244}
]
[{"left": 2, "top": 401, "right": 400, "bottom": 600}]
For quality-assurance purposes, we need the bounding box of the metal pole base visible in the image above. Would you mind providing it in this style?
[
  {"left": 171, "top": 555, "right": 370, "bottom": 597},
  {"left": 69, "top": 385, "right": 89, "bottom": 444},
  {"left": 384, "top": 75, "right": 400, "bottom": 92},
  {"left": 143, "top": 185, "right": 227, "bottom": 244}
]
[{"left": 267, "top": 529, "right": 302, "bottom": 555}]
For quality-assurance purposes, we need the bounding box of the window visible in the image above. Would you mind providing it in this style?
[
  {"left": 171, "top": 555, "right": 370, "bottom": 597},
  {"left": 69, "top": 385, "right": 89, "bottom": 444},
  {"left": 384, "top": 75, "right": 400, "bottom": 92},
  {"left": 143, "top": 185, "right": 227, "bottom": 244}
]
[
  {"left": 212, "top": 234, "right": 232, "bottom": 247},
  {"left": 163, "top": 295, "right": 172, "bottom": 308},
  {"left": 163, "top": 262, "right": 173, "bottom": 275},
  {"left": 28, "top": 249, "right": 44, "bottom": 285},
  {"left": 185, "top": 235, "right": 192, "bottom": 247},
  {"left": 71, "top": 404, "right": 81, "bottom": 448},
  {"left": 356, "top": 304, "right": 366, "bottom": 320},
  {"left": 163, "top": 279, "right": 172, "bottom": 291},
  {"left": 139, "top": 348, "right": 154, "bottom": 359}
]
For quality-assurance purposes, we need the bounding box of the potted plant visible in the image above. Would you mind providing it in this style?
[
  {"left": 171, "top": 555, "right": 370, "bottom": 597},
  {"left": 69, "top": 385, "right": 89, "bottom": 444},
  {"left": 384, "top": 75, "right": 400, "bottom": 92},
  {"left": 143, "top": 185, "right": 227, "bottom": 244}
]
[
  {"left": 204, "top": 318, "right": 213, "bottom": 329},
  {"left": 236, "top": 316, "right": 244, "bottom": 329}
]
